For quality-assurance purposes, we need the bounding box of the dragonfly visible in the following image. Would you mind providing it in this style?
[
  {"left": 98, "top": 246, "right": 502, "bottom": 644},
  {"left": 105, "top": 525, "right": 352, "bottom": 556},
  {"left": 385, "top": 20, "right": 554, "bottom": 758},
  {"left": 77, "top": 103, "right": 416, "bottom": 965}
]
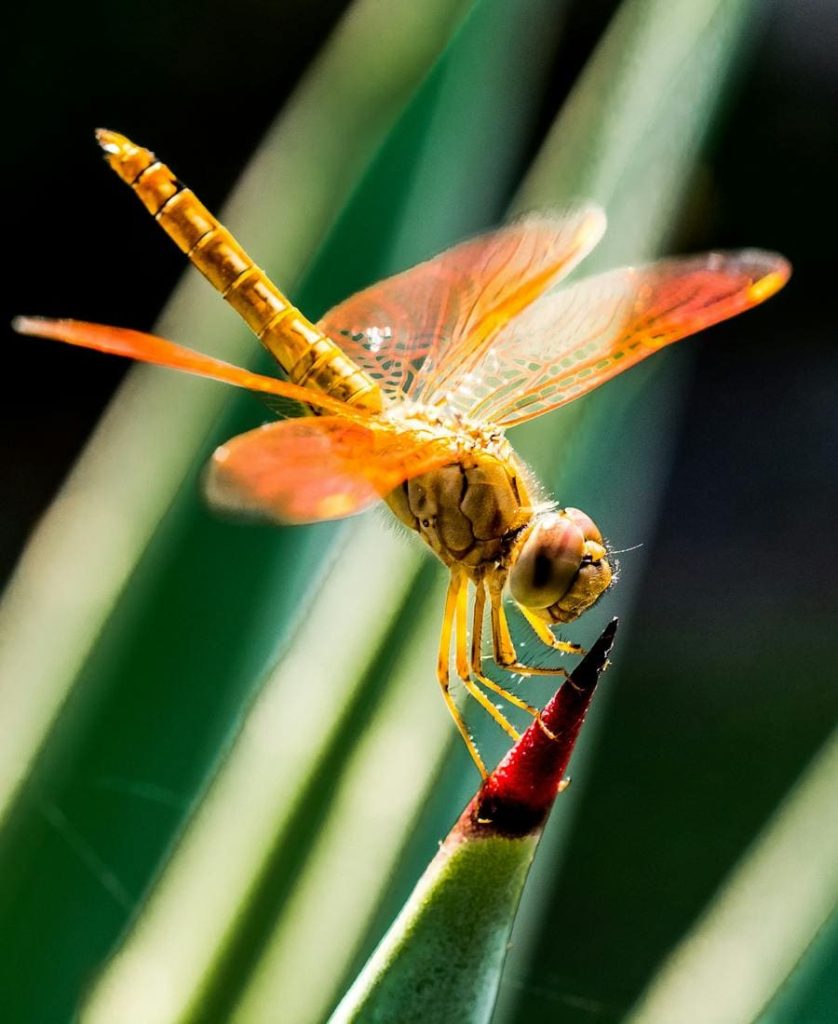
[{"left": 15, "top": 131, "right": 790, "bottom": 776}]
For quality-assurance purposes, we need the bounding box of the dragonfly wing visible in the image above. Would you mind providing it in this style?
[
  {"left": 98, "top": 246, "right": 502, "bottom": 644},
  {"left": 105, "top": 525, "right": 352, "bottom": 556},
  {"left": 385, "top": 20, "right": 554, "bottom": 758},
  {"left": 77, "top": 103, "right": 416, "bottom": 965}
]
[
  {"left": 449, "top": 250, "right": 790, "bottom": 428},
  {"left": 205, "top": 416, "right": 458, "bottom": 525},
  {"left": 12, "top": 317, "right": 358, "bottom": 418},
  {"left": 317, "top": 206, "right": 605, "bottom": 403}
]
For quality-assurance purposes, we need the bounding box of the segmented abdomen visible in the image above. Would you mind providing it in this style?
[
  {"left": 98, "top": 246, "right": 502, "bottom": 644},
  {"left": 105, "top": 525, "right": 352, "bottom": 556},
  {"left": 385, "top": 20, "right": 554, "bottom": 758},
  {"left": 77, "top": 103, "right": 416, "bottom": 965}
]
[{"left": 97, "top": 130, "right": 381, "bottom": 413}]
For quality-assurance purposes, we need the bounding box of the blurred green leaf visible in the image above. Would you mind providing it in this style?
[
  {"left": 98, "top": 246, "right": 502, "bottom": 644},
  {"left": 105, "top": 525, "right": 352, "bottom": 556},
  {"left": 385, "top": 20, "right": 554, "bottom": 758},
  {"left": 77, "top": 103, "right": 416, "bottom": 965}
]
[
  {"left": 0, "top": 1, "right": 567, "bottom": 1022},
  {"left": 0, "top": 1, "right": 484, "bottom": 1019},
  {"left": 757, "top": 908, "right": 838, "bottom": 1024},
  {"left": 625, "top": 727, "right": 838, "bottom": 1024},
  {"left": 495, "top": 0, "right": 760, "bottom": 1016},
  {"left": 0, "top": 0, "right": 474, "bottom": 832}
]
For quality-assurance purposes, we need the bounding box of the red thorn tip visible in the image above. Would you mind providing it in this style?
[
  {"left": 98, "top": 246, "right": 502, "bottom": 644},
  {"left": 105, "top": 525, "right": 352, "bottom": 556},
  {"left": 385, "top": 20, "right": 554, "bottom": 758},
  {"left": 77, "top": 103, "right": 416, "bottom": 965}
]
[{"left": 465, "top": 617, "right": 618, "bottom": 838}]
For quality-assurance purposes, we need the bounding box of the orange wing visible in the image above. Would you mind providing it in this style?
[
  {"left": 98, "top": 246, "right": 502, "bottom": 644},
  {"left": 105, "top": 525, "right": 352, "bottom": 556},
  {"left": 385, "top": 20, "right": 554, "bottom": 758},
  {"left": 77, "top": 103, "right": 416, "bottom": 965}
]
[
  {"left": 317, "top": 207, "right": 605, "bottom": 403},
  {"left": 205, "top": 417, "right": 458, "bottom": 524},
  {"left": 439, "top": 250, "right": 791, "bottom": 427},
  {"left": 12, "top": 317, "right": 359, "bottom": 419},
  {"left": 14, "top": 317, "right": 459, "bottom": 524}
]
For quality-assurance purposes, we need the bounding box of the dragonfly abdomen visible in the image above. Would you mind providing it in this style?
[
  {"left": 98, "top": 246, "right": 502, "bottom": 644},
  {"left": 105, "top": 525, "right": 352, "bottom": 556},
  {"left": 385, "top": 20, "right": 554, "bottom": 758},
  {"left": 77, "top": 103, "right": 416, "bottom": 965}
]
[{"left": 95, "top": 130, "right": 382, "bottom": 412}]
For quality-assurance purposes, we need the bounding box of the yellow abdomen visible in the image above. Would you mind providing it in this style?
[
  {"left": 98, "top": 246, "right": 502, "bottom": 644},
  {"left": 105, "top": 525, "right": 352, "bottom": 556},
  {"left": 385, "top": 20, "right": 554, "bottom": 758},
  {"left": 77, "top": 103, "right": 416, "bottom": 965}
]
[{"left": 96, "top": 130, "right": 382, "bottom": 413}]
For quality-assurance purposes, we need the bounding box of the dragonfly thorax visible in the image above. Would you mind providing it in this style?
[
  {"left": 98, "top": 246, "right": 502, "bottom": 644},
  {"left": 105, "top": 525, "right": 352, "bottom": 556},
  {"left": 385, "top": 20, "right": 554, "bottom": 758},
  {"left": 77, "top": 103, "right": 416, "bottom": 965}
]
[
  {"left": 384, "top": 403, "right": 504, "bottom": 450},
  {"left": 385, "top": 439, "right": 533, "bottom": 572}
]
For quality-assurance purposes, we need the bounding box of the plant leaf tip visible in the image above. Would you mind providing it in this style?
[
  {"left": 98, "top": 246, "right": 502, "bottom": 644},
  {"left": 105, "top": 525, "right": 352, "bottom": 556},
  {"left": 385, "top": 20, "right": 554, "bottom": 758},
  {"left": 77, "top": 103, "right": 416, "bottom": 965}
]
[
  {"left": 465, "top": 617, "right": 618, "bottom": 839},
  {"left": 584, "top": 616, "right": 618, "bottom": 680}
]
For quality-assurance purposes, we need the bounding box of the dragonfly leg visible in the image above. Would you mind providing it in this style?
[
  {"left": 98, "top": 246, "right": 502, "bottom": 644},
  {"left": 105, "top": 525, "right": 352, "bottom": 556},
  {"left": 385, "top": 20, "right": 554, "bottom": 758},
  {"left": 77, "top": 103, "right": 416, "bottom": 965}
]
[
  {"left": 518, "top": 604, "right": 586, "bottom": 656},
  {"left": 489, "top": 584, "right": 570, "bottom": 680},
  {"left": 468, "top": 582, "right": 542, "bottom": 723},
  {"left": 454, "top": 581, "right": 520, "bottom": 742},
  {"left": 438, "top": 573, "right": 487, "bottom": 778}
]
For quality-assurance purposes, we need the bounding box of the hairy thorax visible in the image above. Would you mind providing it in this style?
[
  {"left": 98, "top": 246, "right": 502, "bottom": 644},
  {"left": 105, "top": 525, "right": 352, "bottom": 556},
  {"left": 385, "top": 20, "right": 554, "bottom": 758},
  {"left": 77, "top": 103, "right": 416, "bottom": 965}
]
[{"left": 383, "top": 408, "right": 535, "bottom": 575}]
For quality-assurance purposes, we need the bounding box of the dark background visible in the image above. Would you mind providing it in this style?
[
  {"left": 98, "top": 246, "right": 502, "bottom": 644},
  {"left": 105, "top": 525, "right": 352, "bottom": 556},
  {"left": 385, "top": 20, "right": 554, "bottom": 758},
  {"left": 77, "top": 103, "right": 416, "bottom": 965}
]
[{"left": 2, "top": 0, "right": 836, "bottom": 1019}]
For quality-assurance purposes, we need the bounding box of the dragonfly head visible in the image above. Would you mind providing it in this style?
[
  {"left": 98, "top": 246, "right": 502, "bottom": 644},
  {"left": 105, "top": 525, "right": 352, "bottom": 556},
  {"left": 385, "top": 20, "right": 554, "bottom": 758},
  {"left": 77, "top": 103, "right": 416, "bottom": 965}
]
[{"left": 508, "top": 508, "right": 613, "bottom": 623}]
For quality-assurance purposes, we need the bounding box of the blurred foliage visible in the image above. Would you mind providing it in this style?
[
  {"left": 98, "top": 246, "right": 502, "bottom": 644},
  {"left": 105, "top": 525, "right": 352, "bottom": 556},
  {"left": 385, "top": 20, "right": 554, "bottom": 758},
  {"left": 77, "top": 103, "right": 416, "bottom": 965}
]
[{"left": 1, "top": 0, "right": 836, "bottom": 1022}]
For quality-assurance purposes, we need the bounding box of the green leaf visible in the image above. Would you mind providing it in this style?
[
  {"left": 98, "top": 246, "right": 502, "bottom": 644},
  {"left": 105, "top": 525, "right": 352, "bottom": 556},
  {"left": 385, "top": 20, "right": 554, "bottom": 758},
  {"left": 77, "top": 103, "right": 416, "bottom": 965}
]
[
  {"left": 758, "top": 907, "right": 838, "bottom": 1024},
  {"left": 0, "top": 1, "right": 567, "bottom": 1022},
  {"left": 89, "top": 3, "right": 565, "bottom": 1019},
  {"left": 624, "top": 728, "right": 838, "bottom": 1024},
  {"left": 495, "top": 0, "right": 761, "bottom": 1015},
  {"left": 0, "top": 1, "right": 484, "bottom": 1019},
  {"left": 0, "top": 0, "right": 474, "bottom": 831},
  {"left": 328, "top": 624, "right": 617, "bottom": 1024},
  {"left": 332, "top": 836, "right": 539, "bottom": 1024}
]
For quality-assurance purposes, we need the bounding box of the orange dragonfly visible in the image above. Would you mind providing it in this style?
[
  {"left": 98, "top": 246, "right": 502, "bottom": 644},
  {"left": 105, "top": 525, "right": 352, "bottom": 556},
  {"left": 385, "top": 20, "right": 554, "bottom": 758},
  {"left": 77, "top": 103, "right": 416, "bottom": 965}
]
[{"left": 15, "top": 131, "right": 790, "bottom": 776}]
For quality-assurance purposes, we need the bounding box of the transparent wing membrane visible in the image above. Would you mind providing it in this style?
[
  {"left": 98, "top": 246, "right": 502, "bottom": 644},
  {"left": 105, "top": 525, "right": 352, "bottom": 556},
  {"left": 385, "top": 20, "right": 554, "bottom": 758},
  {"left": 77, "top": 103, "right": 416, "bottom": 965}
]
[
  {"left": 206, "top": 417, "right": 459, "bottom": 524},
  {"left": 439, "top": 250, "right": 790, "bottom": 427},
  {"left": 12, "top": 318, "right": 360, "bottom": 419},
  {"left": 317, "top": 206, "right": 606, "bottom": 402}
]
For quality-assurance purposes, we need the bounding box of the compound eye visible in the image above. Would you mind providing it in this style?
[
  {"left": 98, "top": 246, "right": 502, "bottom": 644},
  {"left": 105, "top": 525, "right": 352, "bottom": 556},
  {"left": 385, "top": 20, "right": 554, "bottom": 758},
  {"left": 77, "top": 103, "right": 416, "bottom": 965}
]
[
  {"left": 509, "top": 513, "right": 585, "bottom": 609},
  {"left": 563, "top": 506, "right": 603, "bottom": 545}
]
